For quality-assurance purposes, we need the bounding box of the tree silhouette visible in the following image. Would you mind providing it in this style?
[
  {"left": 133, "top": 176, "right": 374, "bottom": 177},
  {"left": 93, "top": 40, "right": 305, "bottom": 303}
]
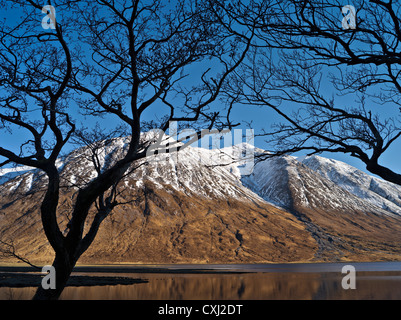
[
  {"left": 222, "top": 0, "right": 401, "bottom": 185},
  {"left": 0, "top": 0, "right": 252, "bottom": 299}
]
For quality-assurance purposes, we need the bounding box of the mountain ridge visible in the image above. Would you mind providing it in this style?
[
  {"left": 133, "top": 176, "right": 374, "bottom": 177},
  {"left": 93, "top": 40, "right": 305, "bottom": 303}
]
[{"left": 1, "top": 137, "right": 401, "bottom": 264}]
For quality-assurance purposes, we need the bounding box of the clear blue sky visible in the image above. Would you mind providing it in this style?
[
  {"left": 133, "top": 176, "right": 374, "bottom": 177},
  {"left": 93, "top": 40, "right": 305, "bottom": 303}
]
[{"left": 1, "top": 2, "right": 400, "bottom": 179}]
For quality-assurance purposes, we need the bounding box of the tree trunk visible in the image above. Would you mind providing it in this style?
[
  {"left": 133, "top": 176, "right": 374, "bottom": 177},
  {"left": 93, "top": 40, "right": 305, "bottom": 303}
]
[{"left": 32, "top": 252, "right": 75, "bottom": 300}]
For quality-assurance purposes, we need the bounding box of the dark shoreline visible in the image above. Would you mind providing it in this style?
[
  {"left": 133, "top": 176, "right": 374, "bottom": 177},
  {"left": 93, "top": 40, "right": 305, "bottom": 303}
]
[
  {"left": 0, "top": 264, "right": 248, "bottom": 288},
  {"left": 0, "top": 272, "right": 148, "bottom": 288}
]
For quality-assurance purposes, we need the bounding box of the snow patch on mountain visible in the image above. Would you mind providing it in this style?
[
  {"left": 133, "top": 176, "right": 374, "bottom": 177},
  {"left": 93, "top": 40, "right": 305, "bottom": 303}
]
[
  {"left": 0, "top": 166, "right": 34, "bottom": 185},
  {"left": 302, "top": 155, "right": 401, "bottom": 215},
  {"left": 241, "top": 156, "right": 295, "bottom": 208}
]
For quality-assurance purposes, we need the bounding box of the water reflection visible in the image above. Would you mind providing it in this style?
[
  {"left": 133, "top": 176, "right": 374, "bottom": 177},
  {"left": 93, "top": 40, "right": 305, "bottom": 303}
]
[{"left": 2, "top": 271, "right": 401, "bottom": 300}]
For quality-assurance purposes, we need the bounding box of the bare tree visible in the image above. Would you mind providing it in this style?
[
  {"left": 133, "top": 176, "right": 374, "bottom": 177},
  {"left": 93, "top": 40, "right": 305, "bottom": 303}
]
[
  {"left": 0, "top": 239, "right": 41, "bottom": 269},
  {"left": 222, "top": 0, "right": 401, "bottom": 185},
  {"left": 0, "top": 0, "right": 252, "bottom": 299}
]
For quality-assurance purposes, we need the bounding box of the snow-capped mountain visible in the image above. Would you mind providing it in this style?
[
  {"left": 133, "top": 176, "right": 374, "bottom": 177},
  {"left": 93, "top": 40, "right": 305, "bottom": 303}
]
[
  {"left": 0, "top": 166, "right": 34, "bottom": 187},
  {"left": 301, "top": 155, "right": 401, "bottom": 215},
  {"left": 242, "top": 154, "right": 401, "bottom": 217},
  {"left": 1, "top": 136, "right": 401, "bottom": 264},
  {"left": 0, "top": 138, "right": 261, "bottom": 202},
  {"left": 3, "top": 138, "right": 401, "bottom": 216}
]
